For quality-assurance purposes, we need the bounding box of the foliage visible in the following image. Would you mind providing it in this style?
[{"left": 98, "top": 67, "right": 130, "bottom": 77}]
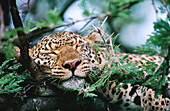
[
  {"left": 76, "top": 32, "right": 167, "bottom": 97},
  {"left": 0, "top": 58, "right": 29, "bottom": 94},
  {"left": 135, "top": 18, "right": 170, "bottom": 56},
  {"left": 0, "top": 7, "right": 63, "bottom": 59},
  {"left": 25, "top": 7, "right": 63, "bottom": 32},
  {"left": 80, "top": 0, "right": 142, "bottom": 17},
  {"left": 0, "top": 28, "right": 22, "bottom": 60},
  {"left": 0, "top": 7, "right": 64, "bottom": 95},
  {"left": 134, "top": 15, "right": 170, "bottom": 96},
  {"left": 77, "top": 1, "right": 170, "bottom": 97},
  {"left": 79, "top": 0, "right": 92, "bottom": 16}
]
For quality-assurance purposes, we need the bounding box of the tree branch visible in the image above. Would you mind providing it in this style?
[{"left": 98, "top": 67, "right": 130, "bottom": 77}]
[
  {"left": 117, "top": 1, "right": 138, "bottom": 11},
  {"left": 9, "top": 0, "right": 42, "bottom": 80},
  {"left": 161, "top": 0, "right": 170, "bottom": 15},
  {"left": 27, "top": 12, "right": 110, "bottom": 41},
  {"left": 27, "top": 1, "right": 139, "bottom": 41},
  {"left": 0, "top": 4, "right": 5, "bottom": 40},
  {"left": 152, "top": 0, "right": 158, "bottom": 20}
]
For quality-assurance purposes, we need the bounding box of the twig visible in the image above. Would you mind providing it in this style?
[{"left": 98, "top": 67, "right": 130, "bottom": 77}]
[
  {"left": 101, "top": 16, "right": 108, "bottom": 27},
  {"left": 107, "top": 32, "right": 115, "bottom": 55},
  {"left": 153, "top": 59, "right": 164, "bottom": 75},
  {"left": 91, "top": 24, "right": 98, "bottom": 31},
  {"left": 100, "top": 16, "right": 115, "bottom": 56},
  {"left": 161, "top": 0, "right": 170, "bottom": 15},
  {"left": 117, "top": 1, "right": 138, "bottom": 11},
  {"left": 27, "top": 12, "right": 110, "bottom": 40},
  {"left": 79, "top": 19, "right": 94, "bottom": 32},
  {"left": 9, "top": 0, "right": 42, "bottom": 80},
  {"left": 91, "top": 17, "right": 116, "bottom": 58},
  {"left": 152, "top": 0, "right": 158, "bottom": 20},
  {"left": 27, "top": 1, "right": 139, "bottom": 41},
  {"left": 91, "top": 17, "right": 110, "bottom": 58}
]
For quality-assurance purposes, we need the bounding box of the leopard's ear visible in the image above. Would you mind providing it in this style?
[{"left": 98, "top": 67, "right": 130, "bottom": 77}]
[
  {"left": 14, "top": 46, "right": 21, "bottom": 55},
  {"left": 84, "top": 31, "right": 103, "bottom": 43},
  {"left": 14, "top": 46, "right": 21, "bottom": 60},
  {"left": 14, "top": 46, "right": 32, "bottom": 58}
]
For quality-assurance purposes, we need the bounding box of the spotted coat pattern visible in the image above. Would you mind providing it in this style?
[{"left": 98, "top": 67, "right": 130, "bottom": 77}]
[{"left": 16, "top": 31, "right": 169, "bottom": 111}]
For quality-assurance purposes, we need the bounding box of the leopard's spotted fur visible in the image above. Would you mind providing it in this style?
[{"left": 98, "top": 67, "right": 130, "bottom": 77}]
[{"left": 15, "top": 31, "right": 170, "bottom": 111}]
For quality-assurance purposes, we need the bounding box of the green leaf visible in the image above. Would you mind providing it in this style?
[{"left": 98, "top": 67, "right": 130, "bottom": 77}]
[
  {"left": 0, "top": 58, "right": 15, "bottom": 69},
  {"left": 0, "top": 58, "right": 29, "bottom": 95},
  {"left": 84, "top": 93, "right": 98, "bottom": 97}
]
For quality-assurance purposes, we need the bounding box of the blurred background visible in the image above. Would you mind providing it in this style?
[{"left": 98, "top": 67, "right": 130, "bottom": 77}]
[{"left": 2, "top": 0, "right": 166, "bottom": 49}]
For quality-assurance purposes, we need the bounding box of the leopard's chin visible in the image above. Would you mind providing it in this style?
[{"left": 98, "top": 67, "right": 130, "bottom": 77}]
[{"left": 58, "top": 77, "right": 85, "bottom": 91}]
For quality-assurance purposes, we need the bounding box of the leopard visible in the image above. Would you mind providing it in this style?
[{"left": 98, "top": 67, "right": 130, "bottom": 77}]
[{"left": 15, "top": 31, "right": 170, "bottom": 111}]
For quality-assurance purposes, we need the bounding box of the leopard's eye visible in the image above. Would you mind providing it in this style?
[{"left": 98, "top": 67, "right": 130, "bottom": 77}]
[
  {"left": 75, "top": 45, "right": 83, "bottom": 49},
  {"left": 49, "top": 52, "right": 58, "bottom": 56},
  {"left": 75, "top": 45, "right": 84, "bottom": 53}
]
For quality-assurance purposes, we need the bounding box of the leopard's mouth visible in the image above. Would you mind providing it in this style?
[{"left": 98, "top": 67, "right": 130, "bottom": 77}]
[{"left": 58, "top": 76, "right": 86, "bottom": 90}]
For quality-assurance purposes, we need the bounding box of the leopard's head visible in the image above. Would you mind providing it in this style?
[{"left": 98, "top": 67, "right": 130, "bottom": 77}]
[{"left": 16, "top": 31, "right": 105, "bottom": 90}]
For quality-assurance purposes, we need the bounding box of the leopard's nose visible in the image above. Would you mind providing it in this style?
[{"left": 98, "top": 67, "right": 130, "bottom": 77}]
[{"left": 63, "top": 59, "right": 81, "bottom": 71}]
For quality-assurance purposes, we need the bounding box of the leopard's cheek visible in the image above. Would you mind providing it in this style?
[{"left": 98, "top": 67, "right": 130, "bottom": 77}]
[
  {"left": 51, "top": 65, "right": 73, "bottom": 80},
  {"left": 74, "top": 60, "right": 91, "bottom": 77}
]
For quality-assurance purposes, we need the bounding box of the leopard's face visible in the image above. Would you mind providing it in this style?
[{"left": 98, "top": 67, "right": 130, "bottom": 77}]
[{"left": 29, "top": 31, "right": 105, "bottom": 89}]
